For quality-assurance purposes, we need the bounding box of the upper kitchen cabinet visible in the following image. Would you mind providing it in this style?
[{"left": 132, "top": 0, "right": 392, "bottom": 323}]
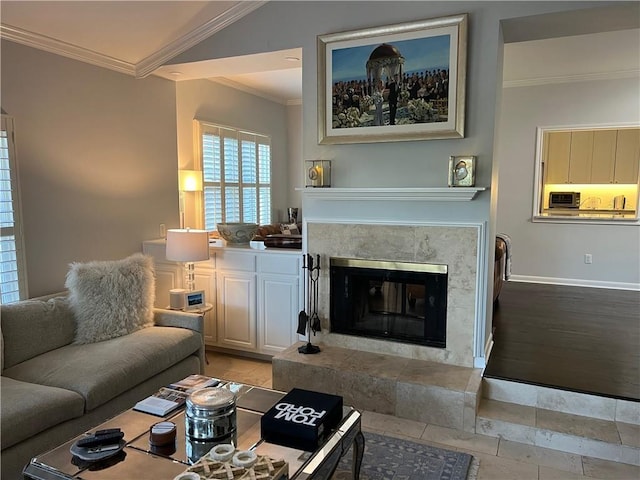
[
  {"left": 614, "top": 129, "right": 640, "bottom": 184},
  {"left": 590, "top": 130, "right": 617, "bottom": 184},
  {"left": 544, "top": 131, "right": 571, "bottom": 184},
  {"left": 544, "top": 127, "right": 640, "bottom": 185},
  {"left": 568, "top": 130, "right": 593, "bottom": 184}
]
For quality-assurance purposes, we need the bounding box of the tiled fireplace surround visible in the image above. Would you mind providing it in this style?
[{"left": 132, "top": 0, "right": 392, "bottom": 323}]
[{"left": 273, "top": 189, "right": 487, "bottom": 432}]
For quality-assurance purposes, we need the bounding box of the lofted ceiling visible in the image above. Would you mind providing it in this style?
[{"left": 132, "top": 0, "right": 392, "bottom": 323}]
[
  {"left": 0, "top": 0, "right": 303, "bottom": 104},
  {"left": 0, "top": 2, "right": 636, "bottom": 105}
]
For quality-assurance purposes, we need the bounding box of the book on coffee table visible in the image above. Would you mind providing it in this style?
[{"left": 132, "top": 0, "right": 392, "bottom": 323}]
[
  {"left": 134, "top": 376, "right": 220, "bottom": 416},
  {"left": 168, "top": 374, "right": 220, "bottom": 393},
  {"left": 133, "top": 387, "right": 189, "bottom": 416}
]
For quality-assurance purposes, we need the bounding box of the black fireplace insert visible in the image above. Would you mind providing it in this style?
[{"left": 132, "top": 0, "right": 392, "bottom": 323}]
[{"left": 330, "top": 258, "right": 447, "bottom": 348}]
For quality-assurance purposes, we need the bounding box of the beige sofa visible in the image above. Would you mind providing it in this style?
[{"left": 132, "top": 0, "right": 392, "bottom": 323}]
[{"left": 0, "top": 294, "right": 205, "bottom": 478}]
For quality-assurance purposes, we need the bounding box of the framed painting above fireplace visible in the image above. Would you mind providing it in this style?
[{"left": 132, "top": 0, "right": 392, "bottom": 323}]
[{"left": 317, "top": 13, "right": 468, "bottom": 144}]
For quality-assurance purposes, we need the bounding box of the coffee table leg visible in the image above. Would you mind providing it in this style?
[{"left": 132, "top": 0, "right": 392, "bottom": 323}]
[{"left": 352, "top": 430, "right": 365, "bottom": 479}]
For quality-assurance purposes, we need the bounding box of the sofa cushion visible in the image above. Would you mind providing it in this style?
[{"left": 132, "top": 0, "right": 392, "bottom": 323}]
[
  {"left": 65, "top": 253, "right": 156, "bottom": 344},
  {"left": 0, "top": 297, "right": 75, "bottom": 369},
  {"left": 0, "top": 376, "right": 85, "bottom": 449},
  {"left": 3, "top": 326, "right": 201, "bottom": 411}
]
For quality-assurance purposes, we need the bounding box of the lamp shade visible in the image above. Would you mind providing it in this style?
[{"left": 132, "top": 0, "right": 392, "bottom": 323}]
[
  {"left": 166, "top": 229, "right": 210, "bottom": 262},
  {"left": 179, "top": 170, "right": 203, "bottom": 192}
]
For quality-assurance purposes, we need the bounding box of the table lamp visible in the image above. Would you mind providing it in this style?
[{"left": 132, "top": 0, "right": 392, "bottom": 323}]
[{"left": 165, "top": 228, "right": 209, "bottom": 292}]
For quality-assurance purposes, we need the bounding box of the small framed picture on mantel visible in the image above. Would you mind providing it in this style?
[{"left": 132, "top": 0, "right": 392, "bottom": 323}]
[{"left": 448, "top": 155, "right": 476, "bottom": 187}]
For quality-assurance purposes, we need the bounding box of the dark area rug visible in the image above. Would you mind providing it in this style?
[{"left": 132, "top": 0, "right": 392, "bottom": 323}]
[{"left": 331, "top": 431, "right": 474, "bottom": 480}]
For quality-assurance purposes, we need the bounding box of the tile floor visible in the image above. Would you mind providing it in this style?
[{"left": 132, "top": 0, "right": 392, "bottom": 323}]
[{"left": 205, "top": 350, "right": 640, "bottom": 480}]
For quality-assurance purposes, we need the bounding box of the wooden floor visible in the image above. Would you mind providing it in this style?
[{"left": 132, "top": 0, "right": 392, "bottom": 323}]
[{"left": 484, "top": 281, "right": 640, "bottom": 401}]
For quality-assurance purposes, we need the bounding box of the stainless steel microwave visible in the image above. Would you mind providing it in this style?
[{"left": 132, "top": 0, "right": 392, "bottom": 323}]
[{"left": 549, "top": 192, "right": 580, "bottom": 208}]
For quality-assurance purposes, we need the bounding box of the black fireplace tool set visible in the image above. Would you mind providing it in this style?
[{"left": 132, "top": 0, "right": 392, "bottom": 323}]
[{"left": 297, "top": 253, "right": 321, "bottom": 354}]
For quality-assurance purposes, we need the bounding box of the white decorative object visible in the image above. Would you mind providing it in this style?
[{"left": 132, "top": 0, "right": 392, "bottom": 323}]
[{"left": 65, "top": 253, "right": 155, "bottom": 344}]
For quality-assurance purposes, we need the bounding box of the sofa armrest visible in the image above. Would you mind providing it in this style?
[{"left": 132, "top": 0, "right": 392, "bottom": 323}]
[
  {"left": 153, "top": 308, "right": 203, "bottom": 333},
  {"left": 153, "top": 308, "right": 205, "bottom": 374}
]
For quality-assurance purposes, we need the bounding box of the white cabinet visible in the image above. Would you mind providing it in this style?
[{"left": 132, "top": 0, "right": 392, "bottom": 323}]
[
  {"left": 216, "top": 249, "right": 301, "bottom": 356},
  {"left": 142, "top": 240, "right": 182, "bottom": 309},
  {"left": 258, "top": 254, "right": 301, "bottom": 355},
  {"left": 142, "top": 240, "right": 301, "bottom": 356},
  {"left": 193, "top": 263, "right": 217, "bottom": 345},
  {"left": 152, "top": 263, "right": 182, "bottom": 309},
  {"left": 216, "top": 270, "right": 257, "bottom": 350}
]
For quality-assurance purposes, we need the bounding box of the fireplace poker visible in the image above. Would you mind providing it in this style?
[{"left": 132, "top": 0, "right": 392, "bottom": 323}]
[
  {"left": 296, "top": 254, "right": 308, "bottom": 336},
  {"left": 310, "top": 254, "right": 321, "bottom": 334}
]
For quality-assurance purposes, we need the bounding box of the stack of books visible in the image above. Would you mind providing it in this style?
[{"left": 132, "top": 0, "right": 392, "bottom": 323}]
[{"left": 133, "top": 375, "right": 220, "bottom": 416}]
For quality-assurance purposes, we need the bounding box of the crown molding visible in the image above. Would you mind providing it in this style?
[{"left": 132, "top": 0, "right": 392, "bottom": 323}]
[
  {"left": 0, "top": 1, "right": 267, "bottom": 78},
  {"left": 135, "top": 1, "right": 268, "bottom": 78},
  {"left": 0, "top": 24, "right": 135, "bottom": 75},
  {"left": 503, "top": 69, "right": 640, "bottom": 88}
]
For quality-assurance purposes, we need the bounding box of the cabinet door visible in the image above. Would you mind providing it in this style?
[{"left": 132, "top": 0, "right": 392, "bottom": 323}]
[
  {"left": 194, "top": 265, "right": 216, "bottom": 345},
  {"left": 152, "top": 263, "right": 181, "bottom": 309},
  {"left": 258, "top": 274, "right": 299, "bottom": 355},
  {"left": 614, "top": 128, "right": 640, "bottom": 184},
  {"left": 216, "top": 271, "right": 256, "bottom": 351},
  {"left": 544, "top": 131, "right": 571, "bottom": 184},
  {"left": 591, "top": 130, "right": 617, "bottom": 184},
  {"left": 568, "top": 131, "right": 593, "bottom": 184}
]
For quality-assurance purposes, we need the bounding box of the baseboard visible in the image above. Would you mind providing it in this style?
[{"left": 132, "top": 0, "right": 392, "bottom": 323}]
[
  {"left": 474, "top": 333, "right": 493, "bottom": 369},
  {"left": 510, "top": 275, "right": 640, "bottom": 291}
]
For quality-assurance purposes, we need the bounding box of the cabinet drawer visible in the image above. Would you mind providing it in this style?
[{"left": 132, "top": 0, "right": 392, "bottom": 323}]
[
  {"left": 259, "top": 254, "right": 300, "bottom": 275},
  {"left": 217, "top": 250, "right": 256, "bottom": 272}
]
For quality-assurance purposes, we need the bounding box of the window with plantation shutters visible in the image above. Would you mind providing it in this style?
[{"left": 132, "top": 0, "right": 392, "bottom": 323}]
[
  {"left": 199, "top": 121, "right": 271, "bottom": 230},
  {"left": 0, "top": 116, "right": 27, "bottom": 303}
]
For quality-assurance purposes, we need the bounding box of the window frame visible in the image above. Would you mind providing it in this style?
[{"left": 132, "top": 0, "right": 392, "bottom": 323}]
[
  {"left": 1, "top": 115, "right": 28, "bottom": 303},
  {"left": 195, "top": 120, "right": 272, "bottom": 230}
]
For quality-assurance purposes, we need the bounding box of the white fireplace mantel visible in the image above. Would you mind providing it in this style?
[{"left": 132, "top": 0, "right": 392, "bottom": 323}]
[{"left": 297, "top": 187, "right": 487, "bottom": 202}]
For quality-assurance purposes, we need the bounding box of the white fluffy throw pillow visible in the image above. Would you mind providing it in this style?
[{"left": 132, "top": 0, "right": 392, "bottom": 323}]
[{"left": 65, "top": 253, "right": 156, "bottom": 344}]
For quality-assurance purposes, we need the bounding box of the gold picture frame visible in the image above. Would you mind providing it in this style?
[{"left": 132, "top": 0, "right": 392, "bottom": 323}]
[{"left": 318, "top": 14, "right": 468, "bottom": 144}]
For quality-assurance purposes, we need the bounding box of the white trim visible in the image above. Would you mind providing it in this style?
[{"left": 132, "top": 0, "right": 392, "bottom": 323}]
[
  {"left": 478, "top": 332, "right": 494, "bottom": 370},
  {"left": 510, "top": 275, "right": 640, "bottom": 291},
  {"left": 0, "top": 24, "right": 135, "bottom": 75},
  {"left": 474, "top": 221, "right": 487, "bottom": 363},
  {"left": 503, "top": 69, "right": 640, "bottom": 88},
  {"left": 298, "top": 187, "right": 487, "bottom": 202},
  {"left": 0, "top": 1, "right": 266, "bottom": 78},
  {"left": 135, "top": 1, "right": 267, "bottom": 78}
]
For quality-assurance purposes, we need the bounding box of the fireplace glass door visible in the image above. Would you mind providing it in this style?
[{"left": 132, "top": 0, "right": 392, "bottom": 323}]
[{"left": 330, "top": 258, "right": 447, "bottom": 348}]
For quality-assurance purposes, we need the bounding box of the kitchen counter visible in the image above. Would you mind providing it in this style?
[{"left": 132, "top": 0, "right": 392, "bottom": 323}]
[{"left": 535, "top": 208, "right": 638, "bottom": 223}]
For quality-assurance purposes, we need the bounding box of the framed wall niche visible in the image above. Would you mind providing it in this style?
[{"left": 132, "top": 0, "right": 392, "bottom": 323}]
[{"left": 533, "top": 125, "right": 640, "bottom": 223}]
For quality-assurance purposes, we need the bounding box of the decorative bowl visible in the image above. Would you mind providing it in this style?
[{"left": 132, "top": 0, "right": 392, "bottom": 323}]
[{"left": 216, "top": 223, "right": 259, "bottom": 244}]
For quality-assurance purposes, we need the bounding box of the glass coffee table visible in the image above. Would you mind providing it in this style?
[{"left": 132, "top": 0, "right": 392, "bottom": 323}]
[{"left": 23, "top": 380, "right": 364, "bottom": 480}]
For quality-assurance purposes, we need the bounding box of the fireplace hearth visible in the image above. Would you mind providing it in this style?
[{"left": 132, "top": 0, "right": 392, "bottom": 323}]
[{"left": 330, "top": 258, "right": 448, "bottom": 348}]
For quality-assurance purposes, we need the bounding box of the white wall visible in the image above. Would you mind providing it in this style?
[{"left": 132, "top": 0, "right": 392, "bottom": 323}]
[
  {"left": 1, "top": 41, "right": 179, "bottom": 297},
  {"left": 496, "top": 77, "right": 640, "bottom": 287},
  {"left": 175, "top": 79, "right": 292, "bottom": 224}
]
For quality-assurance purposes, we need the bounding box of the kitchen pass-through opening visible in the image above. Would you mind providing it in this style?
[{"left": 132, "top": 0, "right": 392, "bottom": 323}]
[{"left": 330, "top": 258, "right": 448, "bottom": 348}]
